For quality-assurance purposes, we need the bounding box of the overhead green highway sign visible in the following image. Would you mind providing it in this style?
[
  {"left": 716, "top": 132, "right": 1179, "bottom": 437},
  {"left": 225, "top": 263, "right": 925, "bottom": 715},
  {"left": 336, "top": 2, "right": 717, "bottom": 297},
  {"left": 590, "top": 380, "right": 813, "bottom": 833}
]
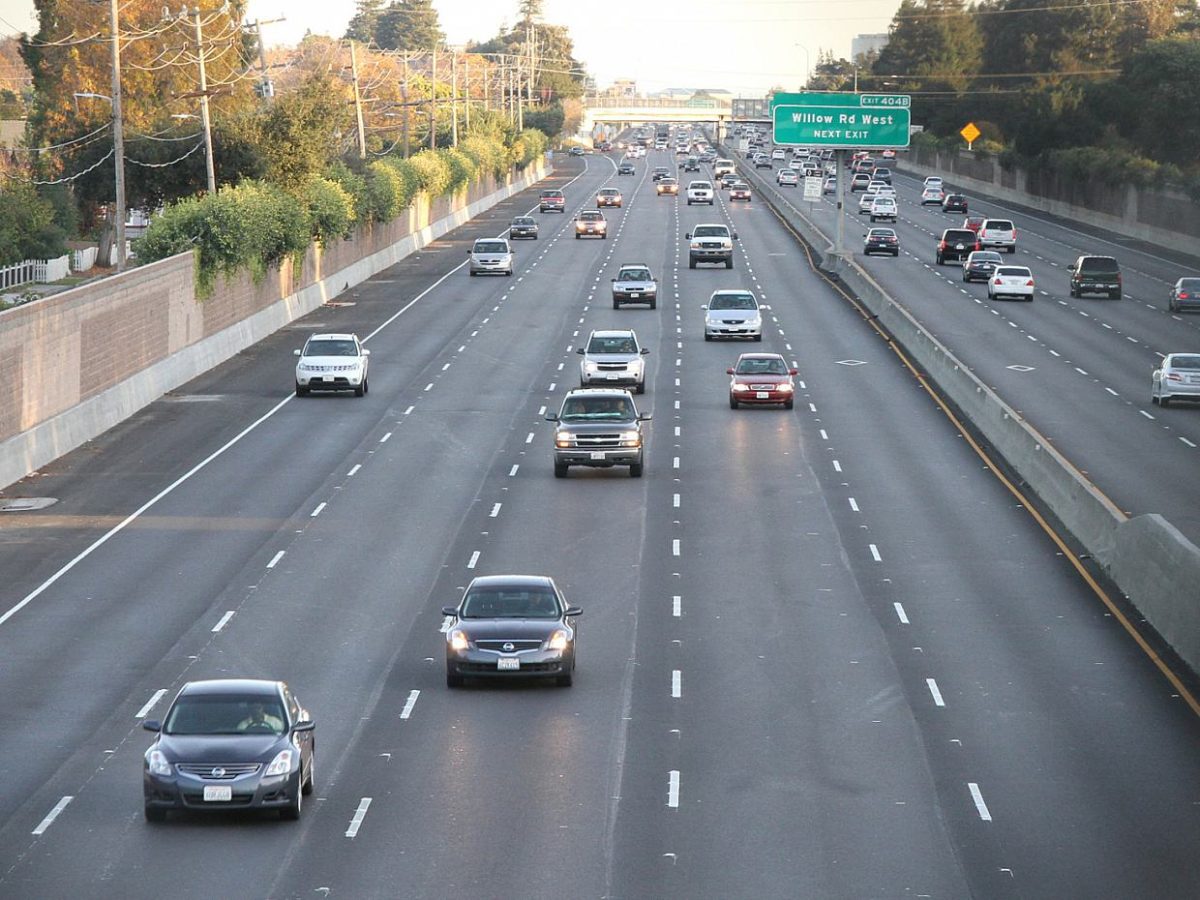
[{"left": 772, "top": 92, "right": 911, "bottom": 149}]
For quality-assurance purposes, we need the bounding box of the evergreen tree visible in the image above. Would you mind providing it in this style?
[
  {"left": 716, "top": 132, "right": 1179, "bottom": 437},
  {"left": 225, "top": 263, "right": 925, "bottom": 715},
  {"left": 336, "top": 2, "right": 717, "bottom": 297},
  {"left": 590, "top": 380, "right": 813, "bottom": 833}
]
[
  {"left": 376, "top": 1, "right": 445, "bottom": 52},
  {"left": 345, "top": 0, "right": 385, "bottom": 43}
]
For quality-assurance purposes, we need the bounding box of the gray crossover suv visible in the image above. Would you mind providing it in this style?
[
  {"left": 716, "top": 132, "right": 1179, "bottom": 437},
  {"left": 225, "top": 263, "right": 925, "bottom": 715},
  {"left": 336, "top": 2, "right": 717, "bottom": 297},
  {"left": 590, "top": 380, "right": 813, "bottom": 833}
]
[{"left": 546, "top": 388, "right": 651, "bottom": 478}]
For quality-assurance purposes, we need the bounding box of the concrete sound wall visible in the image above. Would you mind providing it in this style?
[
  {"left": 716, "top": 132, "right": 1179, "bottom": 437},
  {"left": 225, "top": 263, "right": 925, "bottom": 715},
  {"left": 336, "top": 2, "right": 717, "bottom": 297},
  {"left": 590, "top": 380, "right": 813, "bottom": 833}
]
[
  {"left": 729, "top": 148, "right": 1200, "bottom": 676},
  {"left": 0, "top": 160, "right": 549, "bottom": 491}
]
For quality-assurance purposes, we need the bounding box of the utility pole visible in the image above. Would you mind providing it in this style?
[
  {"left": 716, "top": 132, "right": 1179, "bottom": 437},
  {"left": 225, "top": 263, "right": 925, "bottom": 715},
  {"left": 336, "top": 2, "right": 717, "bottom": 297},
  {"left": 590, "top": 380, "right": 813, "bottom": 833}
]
[
  {"left": 463, "top": 54, "right": 470, "bottom": 131},
  {"left": 401, "top": 51, "right": 410, "bottom": 157},
  {"left": 246, "top": 17, "right": 285, "bottom": 102},
  {"left": 109, "top": 0, "right": 126, "bottom": 272},
  {"left": 191, "top": 6, "right": 216, "bottom": 194},
  {"left": 348, "top": 40, "right": 367, "bottom": 159},
  {"left": 429, "top": 46, "right": 438, "bottom": 150},
  {"left": 451, "top": 49, "right": 458, "bottom": 147}
]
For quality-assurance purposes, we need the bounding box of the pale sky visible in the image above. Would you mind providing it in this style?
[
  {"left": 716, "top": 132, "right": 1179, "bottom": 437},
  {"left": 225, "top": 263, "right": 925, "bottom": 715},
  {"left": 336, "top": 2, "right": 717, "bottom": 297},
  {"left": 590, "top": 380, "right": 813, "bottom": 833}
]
[{"left": 0, "top": 0, "right": 900, "bottom": 95}]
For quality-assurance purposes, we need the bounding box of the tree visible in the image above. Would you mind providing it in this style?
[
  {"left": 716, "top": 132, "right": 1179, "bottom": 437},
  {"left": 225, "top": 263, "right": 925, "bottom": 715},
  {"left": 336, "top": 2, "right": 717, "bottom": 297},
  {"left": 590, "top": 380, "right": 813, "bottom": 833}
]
[
  {"left": 518, "top": 0, "right": 544, "bottom": 25},
  {"left": 255, "top": 73, "right": 351, "bottom": 188},
  {"left": 1111, "top": 36, "right": 1200, "bottom": 167},
  {"left": 375, "top": 1, "right": 445, "bottom": 52},
  {"left": 344, "top": 0, "right": 385, "bottom": 43},
  {"left": 0, "top": 181, "right": 64, "bottom": 263}
]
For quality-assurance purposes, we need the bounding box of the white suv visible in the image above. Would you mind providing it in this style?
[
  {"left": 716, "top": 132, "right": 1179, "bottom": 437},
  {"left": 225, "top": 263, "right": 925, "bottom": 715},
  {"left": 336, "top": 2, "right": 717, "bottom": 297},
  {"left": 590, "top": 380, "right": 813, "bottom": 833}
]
[
  {"left": 577, "top": 329, "right": 650, "bottom": 393},
  {"left": 978, "top": 218, "right": 1017, "bottom": 254},
  {"left": 294, "top": 333, "right": 370, "bottom": 397},
  {"left": 686, "top": 180, "right": 715, "bottom": 205},
  {"left": 712, "top": 158, "right": 735, "bottom": 179}
]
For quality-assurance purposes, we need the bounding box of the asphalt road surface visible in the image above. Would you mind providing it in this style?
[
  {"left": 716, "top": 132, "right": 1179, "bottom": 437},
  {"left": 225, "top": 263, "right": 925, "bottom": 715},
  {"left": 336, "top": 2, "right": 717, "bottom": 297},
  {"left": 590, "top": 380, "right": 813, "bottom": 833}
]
[{"left": 2, "top": 147, "right": 1199, "bottom": 900}]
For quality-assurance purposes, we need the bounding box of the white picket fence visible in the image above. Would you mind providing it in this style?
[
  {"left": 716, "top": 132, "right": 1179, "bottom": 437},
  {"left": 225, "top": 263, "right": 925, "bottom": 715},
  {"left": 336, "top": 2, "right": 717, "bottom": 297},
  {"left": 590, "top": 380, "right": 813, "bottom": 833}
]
[
  {"left": 72, "top": 246, "right": 98, "bottom": 272},
  {"left": 0, "top": 252, "right": 83, "bottom": 292},
  {"left": 0, "top": 259, "right": 37, "bottom": 291}
]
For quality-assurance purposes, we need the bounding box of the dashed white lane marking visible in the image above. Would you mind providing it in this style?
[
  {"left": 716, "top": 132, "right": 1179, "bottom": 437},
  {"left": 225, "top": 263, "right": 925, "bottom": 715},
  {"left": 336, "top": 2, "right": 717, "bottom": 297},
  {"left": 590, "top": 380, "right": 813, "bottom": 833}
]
[
  {"left": 424, "top": 383, "right": 434, "bottom": 392},
  {"left": 400, "top": 690, "right": 420, "bottom": 720},
  {"left": 508, "top": 464, "right": 519, "bottom": 477},
  {"left": 926, "top": 678, "right": 946, "bottom": 707},
  {"left": 137, "top": 689, "right": 168, "bottom": 719},
  {"left": 1104, "top": 388, "right": 1118, "bottom": 396},
  {"left": 808, "top": 402, "right": 817, "bottom": 413},
  {"left": 894, "top": 602, "right": 910, "bottom": 624},
  {"left": 404, "top": 405, "right": 415, "bottom": 415},
  {"left": 441, "top": 363, "right": 451, "bottom": 371},
  {"left": 673, "top": 457, "right": 680, "bottom": 469},
  {"left": 672, "top": 670, "right": 682, "bottom": 698},
  {"left": 1182, "top": 437, "right": 1198, "bottom": 449},
  {"left": 345, "top": 797, "right": 373, "bottom": 838},
  {"left": 267, "top": 550, "right": 285, "bottom": 569},
  {"left": 31, "top": 797, "right": 72, "bottom": 835},
  {"left": 490, "top": 503, "right": 502, "bottom": 518},
  {"left": 347, "top": 464, "right": 362, "bottom": 477},
  {"left": 667, "top": 771, "right": 681, "bottom": 808},
  {"left": 467, "top": 551, "right": 481, "bottom": 570},
  {"left": 673, "top": 595, "right": 681, "bottom": 617},
  {"left": 1139, "top": 410, "right": 1155, "bottom": 420},
  {"left": 832, "top": 460, "right": 842, "bottom": 472},
  {"left": 968, "top": 783, "right": 993, "bottom": 822},
  {"left": 673, "top": 493, "right": 680, "bottom": 508},
  {"left": 1074, "top": 367, "right": 1088, "bottom": 376},
  {"left": 525, "top": 432, "right": 535, "bottom": 444},
  {"left": 311, "top": 502, "right": 326, "bottom": 518},
  {"left": 212, "top": 610, "right": 235, "bottom": 633},
  {"left": 848, "top": 497, "right": 859, "bottom": 512},
  {"left": 819, "top": 429, "right": 828, "bottom": 440},
  {"left": 380, "top": 432, "right": 392, "bottom": 443},
  {"left": 869, "top": 544, "right": 882, "bottom": 562},
  {"left": 672, "top": 539, "right": 681, "bottom": 557}
]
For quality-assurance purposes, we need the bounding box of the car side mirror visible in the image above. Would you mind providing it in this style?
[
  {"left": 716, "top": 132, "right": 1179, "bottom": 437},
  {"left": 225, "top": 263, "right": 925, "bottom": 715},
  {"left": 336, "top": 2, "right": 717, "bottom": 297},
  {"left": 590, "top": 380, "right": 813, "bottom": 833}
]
[
  {"left": 293, "top": 349, "right": 301, "bottom": 356},
  {"left": 726, "top": 367, "right": 735, "bottom": 375},
  {"left": 732, "top": 232, "right": 739, "bottom": 240},
  {"left": 639, "top": 412, "right": 653, "bottom": 421},
  {"left": 685, "top": 232, "right": 692, "bottom": 240},
  {"left": 545, "top": 413, "right": 559, "bottom": 422},
  {"left": 1068, "top": 265, "right": 1076, "bottom": 272},
  {"left": 611, "top": 277, "right": 616, "bottom": 282},
  {"left": 362, "top": 349, "right": 370, "bottom": 356},
  {"left": 441, "top": 606, "right": 458, "bottom": 617},
  {"left": 576, "top": 347, "right": 585, "bottom": 355},
  {"left": 565, "top": 606, "right": 583, "bottom": 617},
  {"left": 701, "top": 304, "right": 708, "bottom": 309},
  {"left": 142, "top": 719, "right": 161, "bottom": 733},
  {"left": 789, "top": 369, "right": 799, "bottom": 376},
  {"left": 640, "top": 348, "right": 650, "bottom": 356},
  {"left": 293, "top": 720, "right": 315, "bottom": 733}
]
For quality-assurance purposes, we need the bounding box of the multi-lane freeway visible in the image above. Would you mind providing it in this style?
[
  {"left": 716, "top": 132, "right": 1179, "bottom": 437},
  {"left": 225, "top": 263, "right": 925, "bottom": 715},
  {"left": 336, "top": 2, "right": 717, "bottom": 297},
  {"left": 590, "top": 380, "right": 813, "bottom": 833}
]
[{"left": 1, "top": 142, "right": 1199, "bottom": 899}]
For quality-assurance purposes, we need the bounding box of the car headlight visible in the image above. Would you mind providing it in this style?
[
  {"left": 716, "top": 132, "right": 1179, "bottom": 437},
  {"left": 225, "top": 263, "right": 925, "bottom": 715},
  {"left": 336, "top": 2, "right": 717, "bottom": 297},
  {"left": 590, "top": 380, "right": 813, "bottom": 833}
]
[
  {"left": 733, "top": 383, "right": 752, "bottom": 392},
  {"left": 555, "top": 432, "right": 574, "bottom": 448},
  {"left": 147, "top": 749, "right": 172, "bottom": 776},
  {"left": 264, "top": 748, "right": 297, "bottom": 777},
  {"left": 546, "top": 630, "right": 570, "bottom": 652},
  {"left": 691, "top": 242, "right": 701, "bottom": 251},
  {"left": 584, "top": 361, "right": 600, "bottom": 372},
  {"left": 777, "top": 383, "right": 794, "bottom": 392},
  {"left": 618, "top": 430, "right": 641, "bottom": 447},
  {"left": 449, "top": 629, "right": 469, "bottom": 651}
]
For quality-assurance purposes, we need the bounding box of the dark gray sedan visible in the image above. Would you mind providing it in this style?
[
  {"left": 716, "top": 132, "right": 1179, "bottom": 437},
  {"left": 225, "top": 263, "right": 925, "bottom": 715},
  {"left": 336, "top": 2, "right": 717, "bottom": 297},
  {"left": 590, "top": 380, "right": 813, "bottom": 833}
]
[
  {"left": 443, "top": 575, "right": 581, "bottom": 687},
  {"left": 142, "top": 679, "right": 315, "bottom": 822},
  {"left": 1169, "top": 277, "right": 1200, "bottom": 313},
  {"left": 509, "top": 216, "right": 539, "bottom": 240}
]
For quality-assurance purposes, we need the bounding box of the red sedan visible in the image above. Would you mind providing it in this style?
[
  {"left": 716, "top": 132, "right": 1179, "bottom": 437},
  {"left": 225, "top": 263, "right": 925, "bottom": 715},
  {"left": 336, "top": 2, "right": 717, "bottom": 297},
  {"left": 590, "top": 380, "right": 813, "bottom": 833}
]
[{"left": 728, "top": 353, "right": 797, "bottom": 409}]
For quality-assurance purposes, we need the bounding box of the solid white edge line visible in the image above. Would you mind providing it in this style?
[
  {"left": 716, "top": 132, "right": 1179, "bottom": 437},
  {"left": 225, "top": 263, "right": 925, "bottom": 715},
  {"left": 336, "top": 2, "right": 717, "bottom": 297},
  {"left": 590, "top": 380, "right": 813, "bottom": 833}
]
[
  {"left": 136, "top": 689, "right": 168, "bottom": 719},
  {"left": 926, "top": 677, "right": 946, "bottom": 707},
  {"left": 400, "top": 689, "right": 420, "bottom": 720},
  {"left": 667, "top": 771, "right": 680, "bottom": 808},
  {"left": 211, "top": 610, "right": 235, "bottom": 633},
  {"left": 345, "top": 797, "right": 373, "bottom": 838},
  {"left": 31, "top": 796, "right": 73, "bottom": 835},
  {"left": 968, "top": 783, "right": 993, "bottom": 821},
  {"left": 267, "top": 550, "right": 285, "bottom": 569}
]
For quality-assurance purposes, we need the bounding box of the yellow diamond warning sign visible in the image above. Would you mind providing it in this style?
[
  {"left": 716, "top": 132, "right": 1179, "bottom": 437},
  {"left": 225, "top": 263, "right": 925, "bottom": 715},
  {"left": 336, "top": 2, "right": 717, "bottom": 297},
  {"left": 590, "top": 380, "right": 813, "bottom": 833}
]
[{"left": 960, "top": 122, "right": 981, "bottom": 144}]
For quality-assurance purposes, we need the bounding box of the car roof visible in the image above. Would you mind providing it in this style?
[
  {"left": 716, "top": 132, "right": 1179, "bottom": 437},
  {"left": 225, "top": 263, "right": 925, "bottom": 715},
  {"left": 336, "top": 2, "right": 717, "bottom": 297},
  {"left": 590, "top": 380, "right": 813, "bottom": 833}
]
[
  {"left": 736, "top": 352, "right": 786, "bottom": 361},
  {"left": 711, "top": 288, "right": 756, "bottom": 297},
  {"left": 308, "top": 333, "right": 357, "bottom": 342},
  {"left": 178, "top": 679, "right": 283, "bottom": 698},
  {"left": 465, "top": 574, "right": 556, "bottom": 591},
  {"left": 590, "top": 328, "right": 637, "bottom": 338},
  {"left": 868, "top": 227, "right": 897, "bottom": 234},
  {"left": 564, "top": 387, "right": 636, "bottom": 399}
]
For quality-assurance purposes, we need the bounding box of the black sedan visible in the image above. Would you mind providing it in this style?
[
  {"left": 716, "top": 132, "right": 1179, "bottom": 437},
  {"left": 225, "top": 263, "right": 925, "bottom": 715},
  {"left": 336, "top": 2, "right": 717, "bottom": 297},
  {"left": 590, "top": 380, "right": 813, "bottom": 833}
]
[
  {"left": 961, "top": 250, "right": 1004, "bottom": 283},
  {"left": 443, "top": 575, "right": 581, "bottom": 687},
  {"left": 864, "top": 227, "right": 900, "bottom": 257},
  {"left": 617, "top": 162, "right": 636, "bottom": 175},
  {"left": 508, "top": 216, "right": 539, "bottom": 240},
  {"left": 142, "top": 679, "right": 315, "bottom": 822},
  {"left": 1169, "top": 277, "right": 1200, "bottom": 313},
  {"left": 942, "top": 193, "right": 969, "bottom": 213}
]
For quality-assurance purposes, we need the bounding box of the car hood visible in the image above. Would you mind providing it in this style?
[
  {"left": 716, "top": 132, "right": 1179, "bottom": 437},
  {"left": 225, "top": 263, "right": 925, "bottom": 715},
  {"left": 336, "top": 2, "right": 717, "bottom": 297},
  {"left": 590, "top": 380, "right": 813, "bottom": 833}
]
[
  {"left": 707, "top": 309, "right": 760, "bottom": 322},
  {"left": 732, "top": 374, "right": 789, "bottom": 385},
  {"left": 614, "top": 279, "right": 655, "bottom": 290},
  {"left": 583, "top": 352, "right": 641, "bottom": 364},
  {"left": 155, "top": 733, "right": 286, "bottom": 762},
  {"left": 457, "top": 618, "right": 564, "bottom": 639},
  {"left": 472, "top": 252, "right": 511, "bottom": 261},
  {"left": 299, "top": 354, "right": 363, "bottom": 368},
  {"left": 557, "top": 419, "right": 640, "bottom": 434}
]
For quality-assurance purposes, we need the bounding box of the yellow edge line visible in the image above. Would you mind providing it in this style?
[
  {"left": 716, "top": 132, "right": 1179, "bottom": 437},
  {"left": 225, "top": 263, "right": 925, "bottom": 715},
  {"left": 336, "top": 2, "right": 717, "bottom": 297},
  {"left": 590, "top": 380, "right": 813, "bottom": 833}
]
[{"left": 763, "top": 196, "right": 1200, "bottom": 719}]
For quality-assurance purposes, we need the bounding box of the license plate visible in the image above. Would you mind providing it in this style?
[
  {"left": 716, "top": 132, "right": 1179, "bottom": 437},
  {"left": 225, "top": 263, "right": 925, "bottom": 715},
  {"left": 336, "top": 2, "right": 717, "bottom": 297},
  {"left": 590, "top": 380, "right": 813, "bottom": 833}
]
[
  {"left": 590, "top": 451, "right": 606, "bottom": 460},
  {"left": 629, "top": 292, "right": 640, "bottom": 298},
  {"left": 756, "top": 392, "right": 770, "bottom": 399},
  {"left": 204, "top": 785, "right": 232, "bottom": 802},
  {"left": 497, "top": 657, "right": 520, "bottom": 671}
]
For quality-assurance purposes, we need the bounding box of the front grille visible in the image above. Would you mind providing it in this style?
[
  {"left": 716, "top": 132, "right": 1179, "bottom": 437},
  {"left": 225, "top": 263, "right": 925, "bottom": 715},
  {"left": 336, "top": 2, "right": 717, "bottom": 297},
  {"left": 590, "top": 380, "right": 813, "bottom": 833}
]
[
  {"left": 476, "top": 639, "right": 543, "bottom": 652},
  {"left": 596, "top": 363, "right": 628, "bottom": 371},
  {"left": 181, "top": 792, "right": 255, "bottom": 807},
  {"left": 460, "top": 661, "right": 558, "bottom": 673},
  {"left": 700, "top": 242, "right": 724, "bottom": 249},
  {"left": 718, "top": 319, "right": 746, "bottom": 325},
  {"left": 575, "top": 433, "right": 622, "bottom": 448},
  {"left": 177, "top": 763, "right": 261, "bottom": 779}
]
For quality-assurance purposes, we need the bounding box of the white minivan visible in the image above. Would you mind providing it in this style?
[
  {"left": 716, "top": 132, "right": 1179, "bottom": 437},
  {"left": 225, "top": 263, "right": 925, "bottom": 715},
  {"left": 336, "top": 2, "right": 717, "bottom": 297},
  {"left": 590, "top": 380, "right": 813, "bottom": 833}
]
[{"left": 469, "top": 237, "right": 514, "bottom": 276}]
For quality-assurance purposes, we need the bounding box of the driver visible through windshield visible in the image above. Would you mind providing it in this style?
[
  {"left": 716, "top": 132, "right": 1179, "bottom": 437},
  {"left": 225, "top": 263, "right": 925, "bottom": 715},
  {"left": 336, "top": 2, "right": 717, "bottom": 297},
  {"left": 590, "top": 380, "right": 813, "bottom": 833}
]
[
  {"left": 710, "top": 293, "right": 756, "bottom": 310},
  {"left": 163, "top": 696, "right": 287, "bottom": 736},
  {"left": 559, "top": 396, "right": 634, "bottom": 420},
  {"left": 461, "top": 589, "right": 560, "bottom": 618}
]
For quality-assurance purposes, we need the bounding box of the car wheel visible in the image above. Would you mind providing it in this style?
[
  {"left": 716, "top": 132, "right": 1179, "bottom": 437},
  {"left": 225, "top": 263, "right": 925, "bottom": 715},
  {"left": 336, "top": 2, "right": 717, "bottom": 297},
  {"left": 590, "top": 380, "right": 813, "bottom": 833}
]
[
  {"left": 295, "top": 383, "right": 308, "bottom": 397},
  {"left": 1161, "top": 395, "right": 1171, "bottom": 408},
  {"left": 1008, "top": 246, "right": 1016, "bottom": 254},
  {"left": 506, "top": 269, "right": 513, "bottom": 276},
  {"left": 725, "top": 259, "right": 733, "bottom": 269},
  {"left": 281, "top": 784, "right": 302, "bottom": 821},
  {"left": 554, "top": 461, "right": 569, "bottom": 478},
  {"left": 784, "top": 398, "right": 795, "bottom": 410},
  {"left": 687, "top": 200, "right": 692, "bottom": 205},
  {"left": 962, "top": 272, "right": 969, "bottom": 282},
  {"left": 635, "top": 382, "right": 645, "bottom": 394},
  {"left": 613, "top": 300, "right": 620, "bottom": 309},
  {"left": 556, "top": 671, "right": 574, "bottom": 687},
  {"left": 936, "top": 255, "right": 943, "bottom": 265},
  {"left": 753, "top": 334, "right": 762, "bottom": 342},
  {"left": 1069, "top": 286, "right": 1078, "bottom": 298},
  {"left": 1110, "top": 290, "right": 1120, "bottom": 299},
  {"left": 629, "top": 462, "right": 643, "bottom": 478},
  {"left": 649, "top": 300, "right": 657, "bottom": 310},
  {"left": 892, "top": 250, "right": 899, "bottom": 257},
  {"left": 469, "top": 270, "right": 477, "bottom": 276},
  {"left": 1151, "top": 392, "right": 1159, "bottom": 405},
  {"left": 144, "top": 805, "right": 167, "bottom": 823},
  {"left": 302, "top": 751, "right": 315, "bottom": 796},
  {"left": 704, "top": 333, "right": 712, "bottom": 341},
  {"left": 729, "top": 395, "right": 738, "bottom": 409},
  {"left": 447, "top": 669, "right": 465, "bottom": 688},
  {"left": 354, "top": 383, "right": 365, "bottom": 397},
  {"left": 689, "top": 259, "right": 696, "bottom": 269},
  {"left": 575, "top": 233, "right": 580, "bottom": 239},
  {"left": 1169, "top": 300, "right": 1177, "bottom": 312}
]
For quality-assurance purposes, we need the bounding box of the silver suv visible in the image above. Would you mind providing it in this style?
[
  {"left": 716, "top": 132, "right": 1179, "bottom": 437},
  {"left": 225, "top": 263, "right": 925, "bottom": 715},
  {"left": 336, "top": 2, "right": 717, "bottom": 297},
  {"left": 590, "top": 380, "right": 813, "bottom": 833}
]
[
  {"left": 546, "top": 388, "right": 652, "bottom": 478},
  {"left": 611, "top": 264, "right": 658, "bottom": 309},
  {"left": 687, "top": 223, "right": 737, "bottom": 269},
  {"left": 578, "top": 329, "right": 650, "bottom": 393}
]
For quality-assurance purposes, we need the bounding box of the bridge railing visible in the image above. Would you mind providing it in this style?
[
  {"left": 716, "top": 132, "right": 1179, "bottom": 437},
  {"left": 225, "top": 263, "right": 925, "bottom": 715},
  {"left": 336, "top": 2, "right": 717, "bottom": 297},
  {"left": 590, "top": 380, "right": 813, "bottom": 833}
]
[{"left": 583, "top": 95, "right": 731, "bottom": 111}]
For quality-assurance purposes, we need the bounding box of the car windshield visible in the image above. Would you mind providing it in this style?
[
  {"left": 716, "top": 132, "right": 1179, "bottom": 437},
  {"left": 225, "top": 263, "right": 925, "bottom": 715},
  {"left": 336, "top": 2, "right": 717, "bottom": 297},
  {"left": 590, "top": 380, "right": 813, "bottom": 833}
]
[
  {"left": 512, "top": 218, "right": 533, "bottom": 226},
  {"left": 1169, "top": 355, "right": 1200, "bottom": 369},
  {"left": 474, "top": 241, "right": 508, "bottom": 254},
  {"left": 304, "top": 339, "right": 358, "bottom": 357},
  {"left": 600, "top": 190, "right": 618, "bottom": 196},
  {"left": 1178, "top": 279, "right": 1200, "bottom": 290},
  {"left": 580, "top": 212, "right": 602, "bottom": 221},
  {"left": 164, "top": 695, "right": 287, "bottom": 736},
  {"left": 460, "top": 589, "right": 560, "bottom": 619},
  {"left": 996, "top": 267, "right": 1031, "bottom": 277},
  {"left": 710, "top": 293, "right": 756, "bottom": 310},
  {"left": 559, "top": 395, "right": 635, "bottom": 420},
  {"left": 735, "top": 357, "right": 787, "bottom": 375},
  {"left": 692, "top": 226, "right": 728, "bottom": 238},
  {"left": 618, "top": 269, "right": 651, "bottom": 281},
  {"left": 691, "top": 182, "right": 712, "bottom": 190},
  {"left": 869, "top": 230, "right": 896, "bottom": 238},
  {"left": 589, "top": 336, "right": 638, "bottom": 354},
  {"left": 541, "top": 192, "right": 561, "bottom": 199}
]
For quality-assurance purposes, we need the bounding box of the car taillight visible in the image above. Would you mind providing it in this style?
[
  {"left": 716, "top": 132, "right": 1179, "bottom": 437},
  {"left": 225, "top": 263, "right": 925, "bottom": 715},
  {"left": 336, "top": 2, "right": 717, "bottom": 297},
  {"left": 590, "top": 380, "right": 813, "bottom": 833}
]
[
  {"left": 939, "top": 241, "right": 947, "bottom": 250},
  {"left": 1181, "top": 292, "right": 1191, "bottom": 299},
  {"left": 993, "top": 278, "right": 1002, "bottom": 285},
  {"left": 1167, "top": 373, "right": 1182, "bottom": 382},
  {"left": 1025, "top": 279, "right": 1034, "bottom": 286}
]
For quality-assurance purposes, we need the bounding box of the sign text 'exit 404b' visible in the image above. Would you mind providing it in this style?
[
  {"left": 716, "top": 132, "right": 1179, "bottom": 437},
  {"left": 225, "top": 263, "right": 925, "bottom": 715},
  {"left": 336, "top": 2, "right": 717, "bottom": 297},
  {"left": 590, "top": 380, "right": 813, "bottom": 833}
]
[{"left": 772, "top": 93, "right": 911, "bottom": 149}]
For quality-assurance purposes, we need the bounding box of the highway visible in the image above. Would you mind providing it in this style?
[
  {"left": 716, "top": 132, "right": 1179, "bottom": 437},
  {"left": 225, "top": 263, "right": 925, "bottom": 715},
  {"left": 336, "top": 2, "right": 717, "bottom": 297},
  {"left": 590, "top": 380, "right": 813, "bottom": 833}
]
[{"left": 1, "top": 144, "right": 1199, "bottom": 899}]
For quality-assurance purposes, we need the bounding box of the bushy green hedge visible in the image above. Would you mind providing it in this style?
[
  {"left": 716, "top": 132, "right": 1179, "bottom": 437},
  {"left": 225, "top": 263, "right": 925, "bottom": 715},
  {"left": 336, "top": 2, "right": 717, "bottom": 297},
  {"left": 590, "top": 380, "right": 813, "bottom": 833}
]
[{"left": 136, "top": 131, "right": 537, "bottom": 290}]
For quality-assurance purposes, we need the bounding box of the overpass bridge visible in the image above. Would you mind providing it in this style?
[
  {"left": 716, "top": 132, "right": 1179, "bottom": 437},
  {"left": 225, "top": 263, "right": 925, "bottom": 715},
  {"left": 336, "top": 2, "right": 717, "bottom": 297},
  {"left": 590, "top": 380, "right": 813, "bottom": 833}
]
[{"left": 581, "top": 95, "right": 763, "bottom": 143}]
